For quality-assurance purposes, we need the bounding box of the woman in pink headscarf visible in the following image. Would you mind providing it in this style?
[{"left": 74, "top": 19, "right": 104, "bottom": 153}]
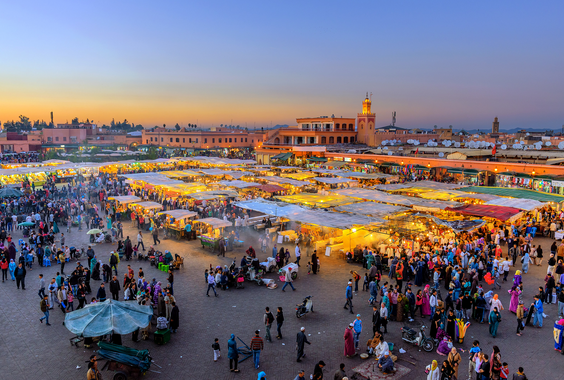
[
  {"left": 422, "top": 284, "right": 432, "bottom": 316},
  {"left": 508, "top": 285, "right": 521, "bottom": 313},
  {"left": 344, "top": 323, "right": 356, "bottom": 357}
]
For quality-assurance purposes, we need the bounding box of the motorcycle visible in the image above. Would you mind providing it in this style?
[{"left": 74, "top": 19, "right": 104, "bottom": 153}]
[
  {"left": 400, "top": 325, "right": 434, "bottom": 352},
  {"left": 296, "top": 295, "right": 314, "bottom": 318},
  {"left": 69, "top": 247, "right": 84, "bottom": 260}
]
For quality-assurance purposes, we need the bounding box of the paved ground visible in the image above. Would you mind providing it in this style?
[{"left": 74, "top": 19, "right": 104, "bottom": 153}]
[{"left": 0, "top": 218, "right": 563, "bottom": 380}]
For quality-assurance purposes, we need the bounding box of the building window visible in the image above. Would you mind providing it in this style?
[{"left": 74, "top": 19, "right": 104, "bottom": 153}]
[
  {"left": 55, "top": 137, "right": 59, "bottom": 141},
  {"left": 325, "top": 124, "right": 330, "bottom": 131},
  {"left": 229, "top": 138, "right": 232, "bottom": 143},
  {"left": 219, "top": 138, "right": 222, "bottom": 143},
  {"left": 343, "top": 137, "right": 348, "bottom": 143},
  {"left": 252, "top": 140, "right": 254, "bottom": 143},
  {"left": 336, "top": 123, "right": 340, "bottom": 130},
  {"left": 212, "top": 138, "right": 215, "bottom": 143},
  {"left": 176, "top": 138, "right": 179, "bottom": 142},
  {"left": 161, "top": 138, "right": 163, "bottom": 142},
  {"left": 329, "top": 136, "right": 334, "bottom": 143},
  {"left": 189, "top": 138, "right": 192, "bottom": 143},
  {"left": 204, "top": 138, "right": 207, "bottom": 143},
  {"left": 47, "top": 137, "right": 52, "bottom": 142},
  {"left": 350, "top": 136, "right": 355, "bottom": 143},
  {"left": 245, "top": 138, "right": 247, "bottom": 142},
  {"left": 170, "top": 138, "right": 173, "bottom": 142},
  {"left": 321, "top": 137, "right": 326, "bottom": 144},
  {"left": 183, "top": 138, "right": 185, "bottom": 143},
  {"left": 150, "top": 137, "right": 153, "bottom": 141},
  {"left": 337, "top": 137, "right": 342, "bottom": 143},
  {"left": 349, "top": 124, "right": 354, "bottom": 131},
  {"left": 234, "top": 138, "right": 237, "bottom": 142},
  {"left": 63, "top": 137, "right": 67, "bottom": 141},
  {"left": 196, "top": 138, "right": 198, "bottom": 143}
]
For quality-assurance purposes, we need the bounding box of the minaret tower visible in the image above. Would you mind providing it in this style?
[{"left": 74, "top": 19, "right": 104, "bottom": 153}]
[{"left": 357, "top": 92, "right": 376, "bottom": 146}]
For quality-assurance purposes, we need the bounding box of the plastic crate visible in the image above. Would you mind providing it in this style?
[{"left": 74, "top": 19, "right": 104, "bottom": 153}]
[{"left": 154, "top": 329, "right": 171, "bottom": 345}]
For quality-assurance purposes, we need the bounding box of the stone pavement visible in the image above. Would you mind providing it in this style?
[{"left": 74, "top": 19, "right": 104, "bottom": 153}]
[{"left": 0, "top": 220, "right": 563, "bottom": 380}]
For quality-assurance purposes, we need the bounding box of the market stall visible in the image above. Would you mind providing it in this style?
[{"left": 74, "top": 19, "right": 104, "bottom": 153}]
[
  {"left": 159, "top": 209, "right": 198, "bottom": 239},
  {"left": 445, "top": 204, "right": 523, "bottom": 222},
  {"left": 196, "top": 218, "right": 233, "bottom": 251}
]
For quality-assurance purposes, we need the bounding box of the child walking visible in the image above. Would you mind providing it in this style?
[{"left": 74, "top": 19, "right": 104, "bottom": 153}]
[{"left": 212, "top": 338, "right": 221, "bottom": 361}]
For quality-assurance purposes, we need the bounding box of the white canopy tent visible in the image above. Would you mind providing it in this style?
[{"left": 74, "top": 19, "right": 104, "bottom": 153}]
[
  {"left": 485, "top": 198, "right": 546, "bottom": 211},
  {"left": 335, "top": 202, "right": 409, "bottom": 218},
  {"left": 158, "top": 209, "right": 198, "bottom": 219}
]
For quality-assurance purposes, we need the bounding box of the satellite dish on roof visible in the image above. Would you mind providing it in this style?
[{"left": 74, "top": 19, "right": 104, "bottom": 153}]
[
  {"left": 546, "top": 141, "right": 552, "bottom": 146},
  {"left": 559, "top": 141, "right": 564, "bottom": 149},
  {"left": 520, "top": 141, "right": 525, "bottom": 145},
  {"left": 388, "top": 151, "right": 393, "bottom": 156},
  {"left": 454, "top": 142, "right": 460, "bottom": 148},
  {"left": 407, "top": 139, "right": 413, "bottom": 144},
  {"left": 501, "top": 144, "right": 507, "bottom": 150},
  {"left": 383, "top": 146, "right": 388, "bottom": 150},
  {"left": 536, "top": 144, "right": 542, "bottom": 150},
  {"left": 438, "top": 152, "right": 444, "bottom": 157},
  {"left": 414, "top": 140, "right": 420, "bottom": 146},
  {"left": 526, "top": 133, "right": 530, "bottom": 136}
]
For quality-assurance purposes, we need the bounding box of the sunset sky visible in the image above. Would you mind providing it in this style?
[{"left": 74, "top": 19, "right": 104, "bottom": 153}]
[{"left": 1, "top": 1, "right": 562, "bottom": 130}]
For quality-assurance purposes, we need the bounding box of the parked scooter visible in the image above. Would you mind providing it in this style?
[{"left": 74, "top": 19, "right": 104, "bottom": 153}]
[
  {"left": 296, "top": 295, "right": 314, "bottom": 318},
  {"left": 400, "top": 325, "right": 434, "bottom": 352}
]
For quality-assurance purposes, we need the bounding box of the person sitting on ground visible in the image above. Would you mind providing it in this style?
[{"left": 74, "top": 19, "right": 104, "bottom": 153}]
[{"left": 378, "top": 351, "right": 395, "bottom": 374}]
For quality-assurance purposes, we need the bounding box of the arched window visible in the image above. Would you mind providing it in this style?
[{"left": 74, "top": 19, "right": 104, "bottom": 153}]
[
  {"left": 321, "top": 136, "right": 326, "bottom": 144},
  {"left": 329, "top": 136, "right": 334, "bottom": 143},
  {"left": 350, "top": 136, "right": 355, "bottom": 143},
  {"left": 348, "top": 123, "right": 354, "bottom": 131},
  {"left": 343, "top": 137, "right": 349, "bottom": 143},
  {"left": 337, "top": 137, "right": 342, "bottom": 143},
  {"left": 274, "top": 137, "right": 280, "bottom": 144},
  {"left": 335, "top": 123, "right": 340, "bottom": 130}
]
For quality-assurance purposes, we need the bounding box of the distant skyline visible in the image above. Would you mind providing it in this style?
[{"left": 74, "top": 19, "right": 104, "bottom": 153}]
[{"left": 1, "top": 1, "right": 562, "bottom": 131}]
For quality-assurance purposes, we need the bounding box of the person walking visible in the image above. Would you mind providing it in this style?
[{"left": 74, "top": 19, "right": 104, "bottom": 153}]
[
  {"left": 207, "top": 272, "right": 218, "bottom": 297},
  {"left": 38, "top": 274, "right": 46, "bottom": 298},
  {"left": 250, "top": 330, "right": 264, "bottom": 369},
  {"left": 228, "top": 334, "right": 240, "bottom": 372},
  {"left": 276, "top": 307, "right": 284, "bottom": 339},
  {"left": 352, "top": 314, "right": 362, "bottom": 351},
  {"left": 344, "top": 281, "right": 354, "bottom": 314},
  {"left": 313, "top": 361, "right": 326, "bottom": 380},
  {"left": 296, "top": 326, "right": 310, "bottom": 362},
  {"left": 532, "top": 295, "right": 544, "bottom": 328},
  {"left": 110, "top": 276, "right": 120, "bottom": 300},
  {"left": 39, "top": 295, "right": 51, "bottom": 325},
  {"left": 152, "top": 227, "right": 160, "bottom": 245},
  {"left": 295, "top": 243, "right": 301, "bottom": 267},
  {"left": 137, "top": 231, "right": 145, "bottom": 251},
  {"left": 282, "top": 268, "right": 296, "bottom": 292},
  {"left": 344, "top": 323, "right": 355, "bottom": 358},
  {"left": 1, "top": 257, "right": 8, "bottom": 282},
  {"left": 264, "top": 307, "right": 274, "bottom": 342},
  {"left": 489, "top": 307, "right": 501, "bottom": 338},
  {"left": 14, "top": 262, "right": 26, "bottom": 290}
]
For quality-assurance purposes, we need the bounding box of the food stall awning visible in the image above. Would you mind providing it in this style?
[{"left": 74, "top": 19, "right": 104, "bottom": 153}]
[
  {"left": 218, "top": 180, "right": 260, "bottom": 189},
  {"left": 445, "top": 204, "right": 522, "bottom": 221},
  {"left": 322, "top": 161, "right": 350, "bottom": 168},
  {"left": 275, "top": 194, "right": 359, "bottom": 208},
  {"left": 453, "top": 193, "right": 500, "bottom": 202},
  {"left": 338, "top": 173, "right": 393, "bottom": 180},
  {"left": 485, "top": 198, "right": 546, "bottom": 211},
  {"left": 235, "top": 198, "right": 382, "bottom": 229},
  {"left": 459, "top": 186, "right": 564, "bottom": 203},
  {"left": 281, "top": 172, "right": 317, "bottom": 180},
  {"left": 374, "top": 181, "right": 464, "bottom": 191},
  {"left": 158, "top": 210, "right": 198, "bottom": 219},
  {"left": 335, "top": 202, "right": 409, "bottom": 218},
  {"left": 189, "top": 190, "right": 239, "bottom": 200},
  {"left": 418, "top": 190, "right": 468, "bottom": 201},
  {"left": 256, "top": 184, "right": 286, "bottom": 193},
  {"left": 131, "top": 201, "right": 163, "bottom": 210},
  {"left": 271, "top": 152, "right": 293, "bottom": 160},
  {"left": 199, "top": 169, "right": 229, "bottom": 176},
  {"left": 331, "top": 188, "right": 460, "bottom": 210},
  {"left": 108, "top": 195, "right": 142, "bottom": 204},
  {"left": 312, "top": 177, "right": 358, "bottom": 184},
  {"left": 197, "top": 218, "right": 233, "bottom": 228},
  {"left": 225, "top": 171, "right": 254, "bottom": 179},
  {"left": 307, "top": 157, "right": 328, "bottom": 162},
  {"left": 256, "top": 176, "right": 310, "bottom": 187}
]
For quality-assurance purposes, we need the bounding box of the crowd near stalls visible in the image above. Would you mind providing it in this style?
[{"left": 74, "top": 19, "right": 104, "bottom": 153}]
[{"left": 1, "top": 154, "right": 562, "bottom": 379}]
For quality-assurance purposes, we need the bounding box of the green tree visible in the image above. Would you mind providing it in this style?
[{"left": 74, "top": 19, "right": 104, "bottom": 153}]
[
  {"left": 71, "top": 117, "right": 79, "bottom": 125},
  {"left": 147, "top": 146, "right": 158, "bottom": 159}
]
